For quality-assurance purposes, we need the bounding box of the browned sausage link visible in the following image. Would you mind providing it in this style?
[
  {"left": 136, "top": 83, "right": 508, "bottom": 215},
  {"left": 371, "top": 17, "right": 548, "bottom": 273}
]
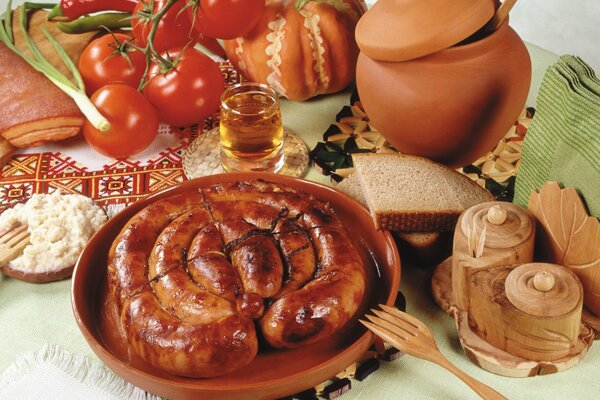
[
  {"left": 108, "top": 192, "right": 205, "bottom": 307},
  {"left": 207, "top": 196, "right": 314, "bottom": 301},
  {"left": 148, "top": 209, "right": 237, "bottom": 324},
  {"left": 260, "top": 225, "right": 366, "bottom": 348},
  {"left": 273, "top": 219, "right": 316, "bottom": 299},
  {"left": 205, "top": 181, "right": 365, "bottom": 346},
  {"left": 204, "top": 180, "right": 337, "bottom": 228},
  {"left": 204, "top": 181, "right": 293, "bottom": 212},
  {"left": 109, "top": 191, "right": 258, "bottom": 377},
  {"left": 205, "top": 197, "right": 286, "bottom": 299},
  {"left": 194, "top": 200, "right": 281, "bottom": 318},
  {"left": 187, "top": 223, "right": 243, "bottom": 303},
  {"left": 220, "top": 218, "right": 284, "bottom": 298},
  {"left": 208, "top": 199, "right": 281, "bottom": 229},
  {"left": 123, "top": 288, "right": 257, "bottom": 378}
]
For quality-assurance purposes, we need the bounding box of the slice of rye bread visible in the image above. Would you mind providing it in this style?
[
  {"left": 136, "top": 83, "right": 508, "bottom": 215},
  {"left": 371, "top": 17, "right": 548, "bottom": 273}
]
[
  {"left": 336, "top": 171, "right": 441, "bottom": 248},
  {"left": 351, "top": 153, "right": 493, "bottom": 231},
  {"left": 336, "top": 172, "right": 368, "bottom": 206}
]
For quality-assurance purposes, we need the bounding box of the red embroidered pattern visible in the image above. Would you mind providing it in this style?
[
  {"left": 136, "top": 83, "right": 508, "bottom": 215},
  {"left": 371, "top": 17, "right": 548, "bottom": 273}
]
[{"left": 0, "top": 62, "right": 239, "bottom": 213}]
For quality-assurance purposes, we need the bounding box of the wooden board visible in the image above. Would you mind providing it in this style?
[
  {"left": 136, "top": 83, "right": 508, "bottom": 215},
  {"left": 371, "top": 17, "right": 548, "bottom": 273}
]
[
  {"left": 431, "top": 256, "right": 456, "bottom": 316},
  {"left": 528, "top": 182, "right": 600, "bottom": 332},
  {"left": 432, "top": 256, "right": 597, "bottom": 376},
  {"left": 0, "top": 138, "right": 15, "bottom": 168},
  {"left": 0, "top": 9, "right": 97, "bottom": 150},
  {"left": 582, "top": 309, "right": 600, "bottom": 340},
  {"left": 455, "top": 310, "right": 595, "bottom": 377},
  {"left": 11, "top": 9, "right": 97, "bottom": 80}
]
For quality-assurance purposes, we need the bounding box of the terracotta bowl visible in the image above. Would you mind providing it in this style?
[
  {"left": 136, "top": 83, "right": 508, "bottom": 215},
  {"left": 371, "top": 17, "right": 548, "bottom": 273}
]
[
  {"left": 356, "top": 20, "right": 531, "bottom": 168},
  {"left": 72, "top": 172, "right": 401, "bottom": 400}
]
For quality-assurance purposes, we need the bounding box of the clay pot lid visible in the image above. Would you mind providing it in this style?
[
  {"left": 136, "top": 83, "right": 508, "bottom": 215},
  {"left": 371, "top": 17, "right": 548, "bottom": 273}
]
[{"left": 356, "top": 0, "right": 496, "bottom": 62}]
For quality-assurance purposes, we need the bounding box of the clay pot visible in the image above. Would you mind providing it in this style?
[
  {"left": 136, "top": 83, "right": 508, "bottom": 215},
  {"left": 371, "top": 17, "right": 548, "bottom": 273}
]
[{"left": 356, "top": 20, "right": 531, "bottom": 168}]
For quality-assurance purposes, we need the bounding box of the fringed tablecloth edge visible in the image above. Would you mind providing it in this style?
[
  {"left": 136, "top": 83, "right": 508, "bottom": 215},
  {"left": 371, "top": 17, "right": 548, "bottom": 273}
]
[{"left": 0, "top": 344, "right": 160, "bottom": 400}]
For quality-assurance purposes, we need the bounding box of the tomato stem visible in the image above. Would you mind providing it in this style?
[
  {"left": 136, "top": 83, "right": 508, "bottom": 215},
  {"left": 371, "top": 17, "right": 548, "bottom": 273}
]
[
  {"left": 122, "top": 40, "right": 146, "bottom": 53},
  {"left": 105, "top": 31, "right": 137, "bottom": 70},
  {"left": 136, "top": 0, "right": 178, "bottom": 91},
  {"left": 46, "top": 3, "right": 63, "bottom": 20}
]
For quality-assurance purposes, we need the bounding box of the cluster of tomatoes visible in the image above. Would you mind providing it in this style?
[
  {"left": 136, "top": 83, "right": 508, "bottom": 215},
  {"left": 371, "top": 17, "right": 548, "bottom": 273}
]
[{"left": 78, "top": 0, "right": 265, "bottom": 159}]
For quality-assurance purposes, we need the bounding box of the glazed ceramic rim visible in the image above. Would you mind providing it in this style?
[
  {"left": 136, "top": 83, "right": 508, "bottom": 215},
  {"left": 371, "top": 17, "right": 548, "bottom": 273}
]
[{"left": 71, "top": 172, "right": 401, "bottom": 396}]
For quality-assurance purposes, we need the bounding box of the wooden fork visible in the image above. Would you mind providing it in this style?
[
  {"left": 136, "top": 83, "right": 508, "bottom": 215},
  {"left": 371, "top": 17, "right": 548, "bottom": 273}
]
[
  {"left": 0, "top": 225, "right": 30, "bottom": 266},
  {"left": 361, "top": 305, "right": 508, "bottom": 400}
]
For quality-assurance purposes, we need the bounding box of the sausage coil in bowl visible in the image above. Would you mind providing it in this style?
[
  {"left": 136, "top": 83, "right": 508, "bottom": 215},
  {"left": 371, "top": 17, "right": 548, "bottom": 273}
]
[{"left": 107, "top": 180, "right": 367, "bottom": 378}]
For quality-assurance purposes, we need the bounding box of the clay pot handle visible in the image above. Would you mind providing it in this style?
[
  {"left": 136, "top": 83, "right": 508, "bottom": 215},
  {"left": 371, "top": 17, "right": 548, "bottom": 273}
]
[{"left": 486, "top": 0, "right": 518, "bottom": 32}]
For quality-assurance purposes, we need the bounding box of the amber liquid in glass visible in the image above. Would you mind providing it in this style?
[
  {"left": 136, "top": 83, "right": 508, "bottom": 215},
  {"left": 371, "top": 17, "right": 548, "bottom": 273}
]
[{"left": 220, "top": 90, "right": 283, "bottom": 171}]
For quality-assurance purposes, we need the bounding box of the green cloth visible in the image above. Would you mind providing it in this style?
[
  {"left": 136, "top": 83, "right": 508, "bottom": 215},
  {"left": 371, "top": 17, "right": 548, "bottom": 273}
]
[{"left": 515, "top": 55, "right": 600, "bottom": 216}]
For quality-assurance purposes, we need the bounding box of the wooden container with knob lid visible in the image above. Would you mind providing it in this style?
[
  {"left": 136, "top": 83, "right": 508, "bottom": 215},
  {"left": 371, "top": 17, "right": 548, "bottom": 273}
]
[
  {"left": 433, "top": 199, "right": 596, "bottom": 376},
  {"left": 470, "top": 263, "right": 583, "bottom": 361},
  {"left": 452, "top": 202, "right": 536, "bottom": 311}
]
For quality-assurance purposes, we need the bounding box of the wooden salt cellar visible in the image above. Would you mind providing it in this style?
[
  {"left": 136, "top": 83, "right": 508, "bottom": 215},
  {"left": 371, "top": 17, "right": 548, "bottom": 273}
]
[
  {"left": 471, "top": 262, "right": 583, "bottom": 361},
  {"left": 452, "top": 202, "right": 535, "bottom": 311},
  {"left": 433, "top": 199, "right": 595, "bottom": 377}
]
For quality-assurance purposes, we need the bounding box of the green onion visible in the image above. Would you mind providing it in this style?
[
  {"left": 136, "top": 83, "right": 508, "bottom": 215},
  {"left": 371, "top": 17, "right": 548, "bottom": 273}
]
[{"left": 0, "top": 0, "right": 110, "bottom": 132}]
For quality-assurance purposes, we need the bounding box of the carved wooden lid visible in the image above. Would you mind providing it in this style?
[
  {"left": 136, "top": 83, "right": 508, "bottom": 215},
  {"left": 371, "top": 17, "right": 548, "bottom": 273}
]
[
  {"left": 356, "top": 0, "right": 495, "bottom": 62},
  {"left": 505, "top": 263, "right": 583, "bottom": 317},
  {"left": 460, "top": 201, "right": 534, "bottom": 250}
]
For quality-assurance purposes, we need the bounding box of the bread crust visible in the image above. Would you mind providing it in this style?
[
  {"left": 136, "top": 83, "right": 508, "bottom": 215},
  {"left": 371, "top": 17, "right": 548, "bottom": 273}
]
[{"left": 351, "top": 153, "right": 494, "bottom": 231}]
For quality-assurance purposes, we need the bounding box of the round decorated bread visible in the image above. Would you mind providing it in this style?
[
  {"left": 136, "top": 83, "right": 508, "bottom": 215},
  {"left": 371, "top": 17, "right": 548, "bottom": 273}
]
[{"left": 107, "top": 179, "right": 367, "bottom": 378}]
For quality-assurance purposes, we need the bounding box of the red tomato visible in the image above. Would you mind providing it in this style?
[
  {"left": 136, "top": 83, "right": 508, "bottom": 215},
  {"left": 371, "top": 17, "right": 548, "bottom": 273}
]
[
  {"left": 78, "top": 33, "right": 145, "bottom": 95},
  {"left": 188, "top": 0, "right": 265, "bottom": 40},
  {"left": 84, "top": 84, "right": 159, "bottom": 159},
  {"left": 143, "top": 48, "right": 224, "bottom": 127},
  {"left": 132, "top": 0, "right": 196, "bottom": 53}
]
